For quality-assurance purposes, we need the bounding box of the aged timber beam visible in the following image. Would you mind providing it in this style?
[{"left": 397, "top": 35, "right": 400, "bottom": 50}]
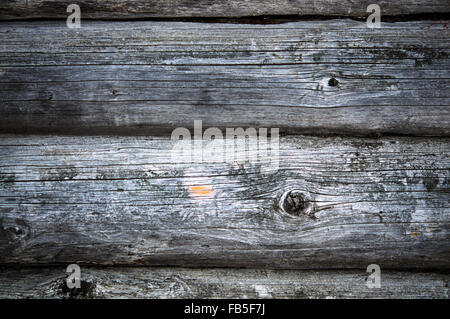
[
  {"left": 0, "top": 267, "right": 448, "bottom": 299},
  {"left": 0, "top": 20, "right": 449, "bottom": 136},
  {"left": 0, "top": 0, "right": 449, "bottom": 20},
  {"left": 0, "top": 135, "right": 448, "bottom": 269}
]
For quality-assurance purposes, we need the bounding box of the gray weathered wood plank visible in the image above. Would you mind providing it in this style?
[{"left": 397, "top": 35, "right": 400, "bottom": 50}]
[
  {"left": 0, "top": 267, "right": 448, "bottom": 299},
  {"left": 0, "top": 20, "right": 449, "bottom": 136},
  {"left": 0, "top": 135, "right": 448, "bottom": 269},
  {"left": 1, "top": 0, "right": 449, "bottom": 20}
]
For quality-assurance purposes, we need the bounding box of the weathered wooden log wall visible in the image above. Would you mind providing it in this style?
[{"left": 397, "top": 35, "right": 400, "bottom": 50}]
[{"left": 0, "top": 1, "right": 449, "bottom": 298}]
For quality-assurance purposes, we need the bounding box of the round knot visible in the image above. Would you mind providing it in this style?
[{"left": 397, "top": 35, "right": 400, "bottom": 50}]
[
  {"left": 328, "top": 78, "right": 339, "bottom": 87},
  {"left": 280, "top": 190, "right": 311, "bottom": 217}
]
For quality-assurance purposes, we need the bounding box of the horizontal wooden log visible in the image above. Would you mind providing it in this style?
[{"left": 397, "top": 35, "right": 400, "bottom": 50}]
[
  {"left": 0, "top": 20, "right": 449, "bottom": 136},
  {"left": 1, "top": 0, "right": 449, "bottom": 20},
  {"left": 0, "top": 267, "right": 448, "bottom": 299},
  {"left": 0, "top": 135, "right": 449, "bottom": 268}
]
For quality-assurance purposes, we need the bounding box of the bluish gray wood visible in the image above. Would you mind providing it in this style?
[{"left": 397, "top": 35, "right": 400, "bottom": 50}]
[
  {"left": 0, "top": 267, "right": 448, "bottom": 299},
  {"left": 0, "top": 20, "right": 449, "bottom": 136},
  {"left": 0, "top": 135, "right": 448, "bottom": 269},
  {"left": 1, "top": 0, "right": 449, "bottom": 20}
]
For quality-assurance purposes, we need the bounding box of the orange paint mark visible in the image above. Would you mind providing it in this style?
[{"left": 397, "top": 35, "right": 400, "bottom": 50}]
[
  {"left": 189, "top": 185, "right": 216, "bottom": 197},
  {"left": 409, "top": 232, "right": 420, "bottom": 238}
]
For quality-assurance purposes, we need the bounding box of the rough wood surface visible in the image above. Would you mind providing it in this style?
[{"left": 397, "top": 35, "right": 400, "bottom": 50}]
[
  {"left": 0, "top": 20, "right": 449, "bottom": 136},
  {"left": 1, "top": 0, "right": 449, "bottom": 20},
  {"left": 0, "top": 267, "right": 448, "bottom": 299},
  {"left": 0, "top": 135, "right": 448, "bottom": 269}
]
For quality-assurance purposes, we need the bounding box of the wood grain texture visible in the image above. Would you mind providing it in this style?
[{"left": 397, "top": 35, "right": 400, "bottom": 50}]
[
  {"left": 0, "top": 267, "right": 448, "bottom": 299},
  {"left": 1, "top": 0, "right": 449, "bottom": 20},
  {"left": 0, "top": 20, "right": 449, "bottom": 136},
  {"left": 0, "top": 135, "right": 448, "bottom": 269}
]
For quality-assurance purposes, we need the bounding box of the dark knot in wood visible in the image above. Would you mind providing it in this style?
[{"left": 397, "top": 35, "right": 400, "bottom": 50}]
[
  {"left": 59, "top": 279, "right": 97, "bottom": 299},
  {"left": 280, "top": 190, "right": 311, "bottom": 217},
  {"left": 328, "top": 78, "right": 339, "bottom": 87}
]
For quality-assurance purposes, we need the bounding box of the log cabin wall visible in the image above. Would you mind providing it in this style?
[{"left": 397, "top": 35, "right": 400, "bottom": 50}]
[{"left": 0, "top": 1, "right": 449, "bottom": 299}]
